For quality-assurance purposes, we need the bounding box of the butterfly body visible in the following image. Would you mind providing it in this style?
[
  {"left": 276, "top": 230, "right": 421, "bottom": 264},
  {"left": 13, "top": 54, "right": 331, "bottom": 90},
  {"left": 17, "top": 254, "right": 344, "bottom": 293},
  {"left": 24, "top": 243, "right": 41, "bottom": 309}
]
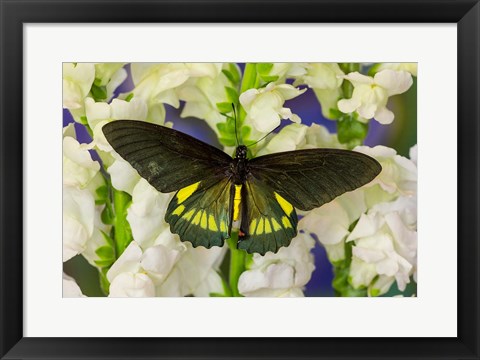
[
  {"left": 103, "top": 120, "right": 381, "bottom": 255},
  {"left": 230, "top": 145, "right": 249, "bottom": 185}
]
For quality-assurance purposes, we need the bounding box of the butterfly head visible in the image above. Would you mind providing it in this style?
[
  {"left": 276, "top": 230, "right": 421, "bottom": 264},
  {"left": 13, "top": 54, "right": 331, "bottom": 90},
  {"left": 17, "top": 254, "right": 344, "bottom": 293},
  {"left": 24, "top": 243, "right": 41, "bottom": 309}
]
[{"left": 236, "top": 145, "right": 248, "bottom": 159}]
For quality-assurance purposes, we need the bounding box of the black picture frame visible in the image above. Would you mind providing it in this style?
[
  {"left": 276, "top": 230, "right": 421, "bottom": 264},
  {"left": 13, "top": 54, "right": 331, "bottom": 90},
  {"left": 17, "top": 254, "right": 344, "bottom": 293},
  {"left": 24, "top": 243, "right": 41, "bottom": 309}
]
[{"left": 1, "top": 0, "right": 479, "bottom": 359}]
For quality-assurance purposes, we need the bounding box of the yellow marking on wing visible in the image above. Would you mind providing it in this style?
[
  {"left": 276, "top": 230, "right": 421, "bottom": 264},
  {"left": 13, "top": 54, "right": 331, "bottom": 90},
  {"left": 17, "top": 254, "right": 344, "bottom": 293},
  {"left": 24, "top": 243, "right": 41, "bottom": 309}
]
[
  {"left": 233, "top": 184, "right": 242, "bottom": 221},
  {"left": 192, "top": 211, "right": 202, "bottom": 225},
  {"left": 257, "top": 218, "right": 264, "bottom": 235},
  {"left": 264, "top": 219, "right": 272, "bottom": 234},
  {"left": 275, "top": 192, "right": 294, "bottom": 215},
  {"left": 183, "top": 209, "right": 195, "bottom": 221},
  {"left": 282, "top": 216, "right": 291, "bottom": 228},
  {"left": 249, "top": 219, "right": 257, "bottom": 234},
  {"left": 177, "top": 181, "right": 200, "bottom": 204},
  {"left": 220, "top": 220, "right": 227, "bottom": 233},
  {"left": 271, "top": 218, "right": 282, "bottom": 231},
  {"left": 208, "top": 215, "right": 218, "bottom": 231},
  {"left": 200, "top": 211, "right": 208, "bottom": 229},
  {"left": 172, "top": 205, "right": 185, "bottom": 216}
]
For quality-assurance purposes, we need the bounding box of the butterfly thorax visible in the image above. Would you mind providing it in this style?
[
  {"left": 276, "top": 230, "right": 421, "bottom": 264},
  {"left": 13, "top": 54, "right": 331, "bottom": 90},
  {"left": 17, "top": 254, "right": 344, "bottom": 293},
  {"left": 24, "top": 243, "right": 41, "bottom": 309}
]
[{"left": 231, "top": 145, "right": 249, "bottom": 185}]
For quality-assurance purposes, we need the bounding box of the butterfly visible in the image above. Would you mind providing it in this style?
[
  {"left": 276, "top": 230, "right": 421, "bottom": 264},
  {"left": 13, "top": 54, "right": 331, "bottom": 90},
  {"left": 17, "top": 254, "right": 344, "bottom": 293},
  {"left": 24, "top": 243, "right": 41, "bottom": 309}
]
[{"left": 102, "top": 120, "right": 381, "bottom": 255}]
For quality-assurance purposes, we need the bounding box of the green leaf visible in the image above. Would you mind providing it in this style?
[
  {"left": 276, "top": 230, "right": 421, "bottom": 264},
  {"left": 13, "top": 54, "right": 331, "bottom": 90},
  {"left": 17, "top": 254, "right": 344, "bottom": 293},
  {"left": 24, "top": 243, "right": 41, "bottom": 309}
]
[
  {"left": 95, "top": 245, "right": 114, "bottom": 260},
  {"left": 79, "top": 116, "right": 89, "bottom": 126},
  {"left": 218, "top": 137, "right": 237, "bottom": 147},
  {"left": 98, "top": 268, "right": 110, "bottom": 296},
  {"left": 216, "top": 102, "right": 233, "bottom": 114},
  {"left": 259, "top": 75, "right": 279, "bottom": 83},
  {"left": 91, "top": 84, "right": 107, "bottom": 100},
  {"left": 225, "top": 87, "right": 239, "bottom": 104},
  {"left": 228, "top": 63, "right": 241, "bottom": 84},
  {"left": 125, "top": 93, "right": 134, "bottom": 102},
  {"left": 368, "top": 63, "right": 382, "bottom": 76},
  {"left": 337, "top": 113, "right": 369, "bottom": 148},
  {"left": 240, "top": 125, "right": 251, "bottom": 140},
  {"left": 222, "top": 70, "right": 237, "bottom": 85},
  {"left": 328, "top": 108, "right": 343, "bottom": 120},
  {"left": 101, "top": 204, "right": 115, "bottom": 225},
  {"left": 100, "top": 230, "right": 115, "bottom": 248},
  {"left": 256, "top": 63, "right": 273, "bottom": 75},
  {"left": 331, "top": 240, "right": 368, "bottom": 297},
  {"left": 94, "top": 259, "right": 114, "bottom": 268},
  {"left": 256, "top": 63, "right": 280, "bottom": 83},
  {"left": 96, "top": 185, "right": 108, "bottom": 201}
]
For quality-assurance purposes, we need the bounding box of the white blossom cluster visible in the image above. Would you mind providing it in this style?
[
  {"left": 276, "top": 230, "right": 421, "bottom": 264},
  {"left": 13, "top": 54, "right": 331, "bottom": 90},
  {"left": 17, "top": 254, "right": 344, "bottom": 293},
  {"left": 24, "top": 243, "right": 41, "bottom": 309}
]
[{"left": 63, "top": 62, "right": 417, "bottom": 297}]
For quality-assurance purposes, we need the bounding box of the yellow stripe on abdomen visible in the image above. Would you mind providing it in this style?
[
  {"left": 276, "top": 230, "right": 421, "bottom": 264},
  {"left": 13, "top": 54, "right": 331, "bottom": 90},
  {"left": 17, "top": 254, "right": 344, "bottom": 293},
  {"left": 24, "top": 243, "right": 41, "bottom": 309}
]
[{"left": 233, "top": 185, "right": 242, "bottom": 221}]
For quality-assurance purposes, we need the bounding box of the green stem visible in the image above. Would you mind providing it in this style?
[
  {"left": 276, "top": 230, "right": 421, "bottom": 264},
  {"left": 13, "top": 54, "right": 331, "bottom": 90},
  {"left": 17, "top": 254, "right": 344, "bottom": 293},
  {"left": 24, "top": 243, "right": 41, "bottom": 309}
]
[
  {"left": 113, "top": 189, "right": 133, "bottom": 257},
  {"left": 238, "top": 63, "right": 260, "bottom": 123},
  {"left": 240, "top": 63, "right": 259, "bottom": 93},
  {"left": 227, "top": 232, "right": 246, "bottom": 297},
  {"left": 339, "top": 63, "right": 360, "bottom": 99}
]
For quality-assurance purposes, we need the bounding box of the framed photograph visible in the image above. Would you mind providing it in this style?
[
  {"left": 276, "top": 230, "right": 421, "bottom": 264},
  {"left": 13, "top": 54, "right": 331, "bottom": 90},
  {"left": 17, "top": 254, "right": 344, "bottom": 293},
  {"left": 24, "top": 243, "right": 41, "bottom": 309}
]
[{"left": 1, "top": 0, "right": 479, "bottom": 359}]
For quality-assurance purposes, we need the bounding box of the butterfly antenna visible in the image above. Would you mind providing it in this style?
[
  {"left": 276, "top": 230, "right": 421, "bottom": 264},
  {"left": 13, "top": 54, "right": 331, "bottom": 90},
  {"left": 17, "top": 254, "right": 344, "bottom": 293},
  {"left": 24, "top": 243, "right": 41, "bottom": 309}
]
[
  {"left": 246, "top": 124, "right": 281, "bottom": 148},
  {"left": 232, "top": 103, "right": 240, "bottom": 146}
]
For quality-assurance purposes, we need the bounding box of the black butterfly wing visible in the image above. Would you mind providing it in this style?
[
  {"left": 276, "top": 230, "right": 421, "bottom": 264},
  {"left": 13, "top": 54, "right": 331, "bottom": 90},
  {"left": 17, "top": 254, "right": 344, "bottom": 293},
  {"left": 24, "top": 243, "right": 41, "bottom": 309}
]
[
  {"left": 103, "top": 120, "right": 234, "bottom": 249},
  {"left": 237, "top": 178, "right": 298, "bottom": 255},
  {"left": 102, "top": 120, "right": 232, "bottom": 193},
  {"left": 236, "top": 148, "right": 381, "bottom": 254},
  {"left": 248, "top": 148, "right": 382, "bottom": 211},
  {"left": 165, "top": 178, "right": 233, "bottom": 249}
]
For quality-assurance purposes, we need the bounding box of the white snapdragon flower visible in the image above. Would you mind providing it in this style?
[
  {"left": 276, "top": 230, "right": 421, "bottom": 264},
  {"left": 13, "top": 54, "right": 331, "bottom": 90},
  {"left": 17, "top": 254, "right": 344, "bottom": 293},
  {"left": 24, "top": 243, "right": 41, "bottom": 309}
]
[
  {"left": 256, "top": 63, "right": 307, "bottom": 83},
  {"left": 255, "top": 122, "right": 345, "bottom": 157},
  {"left": 63, "top": 125, "right": 105, "bottom": 262},
  {"left": 299, "top": 191, "right": 367, "bottom": 262},
  {"left": 106, "top": 158, "right": 141, "bottom": 195},
  {"left": 63, "top": 136, "right": 100, "bottom": 189},
  {"left": 355, "top": 145, "right": 417, "bottom": 204},
  {"left": 347, "top": 196, "right": 417, "bottom": 296},
  {"left": 93, "top": 63, "right": 128, "bottom": 101},
  {"left": 107, "top": 241, "right": 172, "bottom": 297},
  {"left": 63, "top": 63, "right": 95, "bottom": 110},
  {"left": 239, "top": 82, "right": 306, "bottom": 133},
  {"left": 157, "top": 242, "right": 226, "bottom": 297},
  {"left": 184, "top": 63, "right": 224, "bottom": 78},
  {"left": 126, "top": 179, "right": 174, "bottom": 248},
  {"left": 127, "top": 63, "right": 188, "bottom": 124},
  {"left": 63, "top": 273, "right": 86, "bottom": 297},
  {"left": 109, "top": 272, "right": 156, "bottom": 297},
  {"left": 255, "top": 123, "right": 308, "bottom": 156},
  {"left": 298, "top": 63, "right": 345, "bottom": 119},
  {"left": 107, "top": 241, "right": 225, "bottom": 297},
  {"left": 130, "top": 63, "right": 190, "bottom": 106},
  {"left": 238, "top": 233, "right": 315, "bottom": 297},
  {"left": 177, "top": 64, "right": 232, "bottom": 134},
  {"left": 63, "top": 186, "right": 95, "bottom": 262},
  {"left": 128, "top": 63, "right": 223, "bottom": 124},
  {"left": 338, "top": 70, "right": 413, "bottom": 124},
  {"left": 375, "top": 63, "right": 418, "bottom": 77},
  {"left": 300, "top": 123, "right": 347, "bottom": 150}
]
